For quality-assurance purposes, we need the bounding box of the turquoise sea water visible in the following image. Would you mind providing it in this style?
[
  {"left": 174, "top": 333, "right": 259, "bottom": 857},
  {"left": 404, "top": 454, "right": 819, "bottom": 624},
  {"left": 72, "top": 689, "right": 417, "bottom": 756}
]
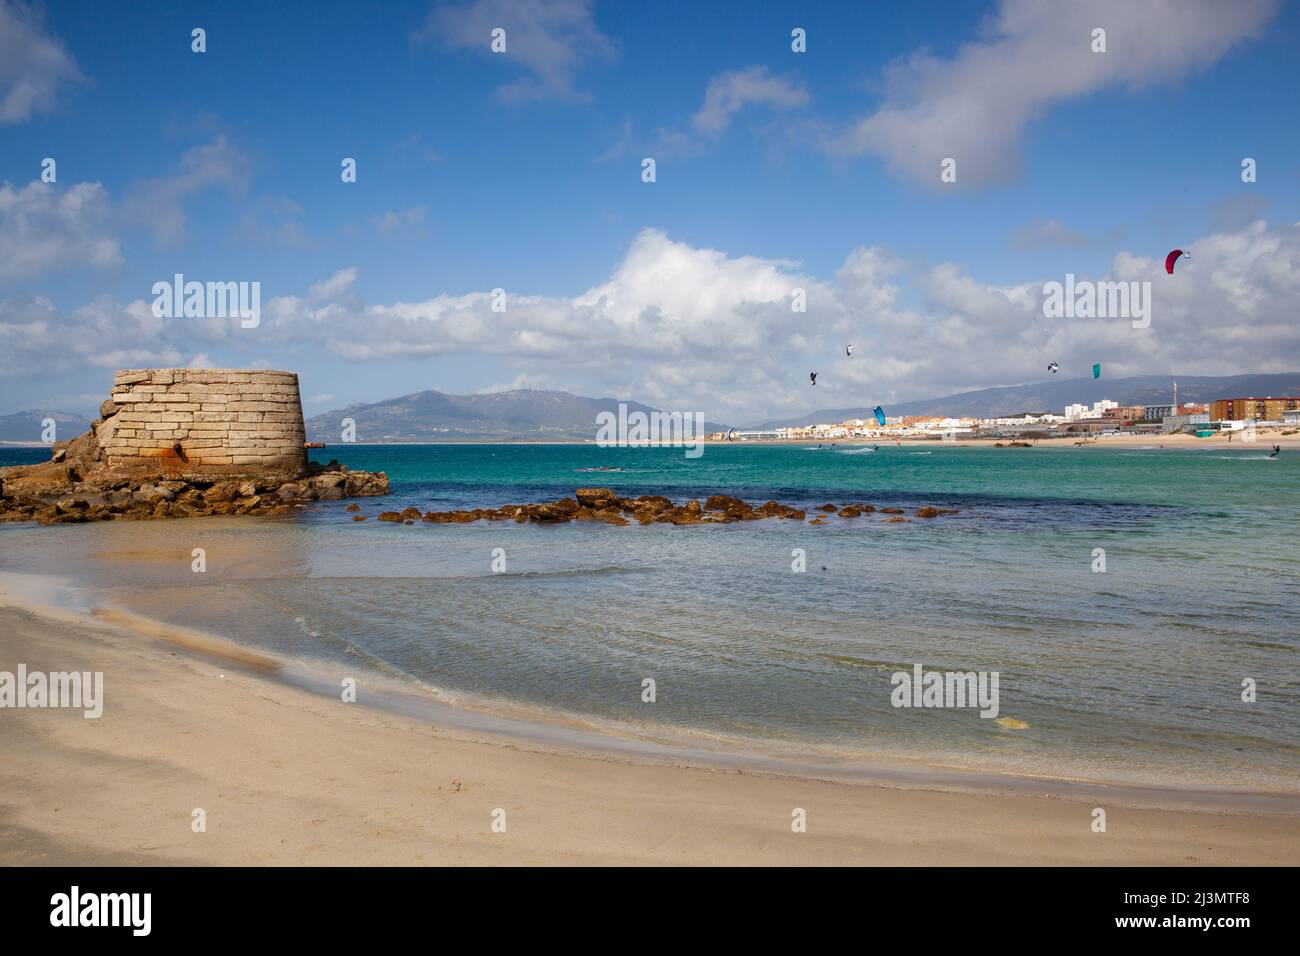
[{"left": 2, "top": 442, "right": 1297, "bottom": 789}]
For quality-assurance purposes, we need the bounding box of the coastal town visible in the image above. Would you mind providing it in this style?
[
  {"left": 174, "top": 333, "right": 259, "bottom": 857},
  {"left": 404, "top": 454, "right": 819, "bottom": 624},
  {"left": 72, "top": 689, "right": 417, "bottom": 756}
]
[{"left": 712, "top": 393, "right": 1300, "bottom": 443}]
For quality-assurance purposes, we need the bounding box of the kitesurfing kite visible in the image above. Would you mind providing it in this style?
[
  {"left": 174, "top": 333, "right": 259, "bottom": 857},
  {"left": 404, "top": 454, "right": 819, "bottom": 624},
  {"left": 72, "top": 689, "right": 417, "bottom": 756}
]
[
  {"left": 1093, "top": 363, "right": 1102, "bottom": 380},
  {"left": 846, "top": 344, "right": 854, "bottom": 357},
  {"left": 725, "top": 427, "right": 739, "bottom": 442},
  {"left": 1165, "top": 249, "right": 1188, "bottom": 274},
  {"left": 873, "top": 406, "right": 886, "bottom": 427},
  {"left": 809, "top": 372, "right": 817, "bottom": 386},
  {"left": 1048, "top": 362, "right": 1059, "bottom": 374}
]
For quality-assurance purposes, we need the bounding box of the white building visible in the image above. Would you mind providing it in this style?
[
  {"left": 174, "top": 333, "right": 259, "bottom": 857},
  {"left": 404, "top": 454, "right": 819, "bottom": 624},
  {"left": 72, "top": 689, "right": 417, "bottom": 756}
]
[{"left": 1065, "top": 399, "right": 1118, "bottom": 421}]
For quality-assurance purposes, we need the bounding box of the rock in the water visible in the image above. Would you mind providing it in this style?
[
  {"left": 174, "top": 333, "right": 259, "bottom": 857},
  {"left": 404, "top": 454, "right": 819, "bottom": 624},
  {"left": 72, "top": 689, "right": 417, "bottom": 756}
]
[{"left": 575, "top": 487, "right": 618, "bottom": 508}]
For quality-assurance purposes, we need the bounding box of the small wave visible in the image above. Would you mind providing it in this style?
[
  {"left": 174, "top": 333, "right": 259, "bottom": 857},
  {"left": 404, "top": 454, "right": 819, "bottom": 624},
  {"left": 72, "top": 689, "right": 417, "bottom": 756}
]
[
  {"left": 294, "top": 615, "right": 322, "bottom": 638},
  {"left": 1211, "top": 455, "right": 1277, "bottom": 461},
  {"left": 907, "top": 451, "right": 933, "bottom": 456},
  {"left": 835, "top": 447, "right": 876, "bottom": 455},
  {"left": 492, "top": 566, "right": 648, "bottom": 579}
]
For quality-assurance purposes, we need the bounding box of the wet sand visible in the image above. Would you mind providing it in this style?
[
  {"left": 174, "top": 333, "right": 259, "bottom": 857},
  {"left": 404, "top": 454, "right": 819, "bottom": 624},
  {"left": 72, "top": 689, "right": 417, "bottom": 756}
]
[{"left": 1, "top": 596, "right": 1296, "bottom": 866}]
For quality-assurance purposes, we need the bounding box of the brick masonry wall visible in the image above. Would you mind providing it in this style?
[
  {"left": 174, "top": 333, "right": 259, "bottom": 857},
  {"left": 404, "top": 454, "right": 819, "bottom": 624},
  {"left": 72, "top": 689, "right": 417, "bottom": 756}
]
[{"left": 100, "top": 369, "right": 307, "bottom": 475}]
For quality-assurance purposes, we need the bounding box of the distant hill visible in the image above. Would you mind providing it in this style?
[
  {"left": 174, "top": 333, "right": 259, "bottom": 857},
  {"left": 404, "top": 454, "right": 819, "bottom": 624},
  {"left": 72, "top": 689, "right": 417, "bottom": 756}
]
[
  {"left": 0, "top": 409, "right": 92, "bottom": 444},
  {"left": 744, "top": 373, "right": 1300, "bottom": 428},
  {"left": 306, "top": 389, "right": 729, "bottom": 442}
]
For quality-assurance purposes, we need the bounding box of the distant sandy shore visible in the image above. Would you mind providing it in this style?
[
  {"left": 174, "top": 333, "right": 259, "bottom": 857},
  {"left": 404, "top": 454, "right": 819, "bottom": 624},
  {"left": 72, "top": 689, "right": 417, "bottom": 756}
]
[
  {"left": 6, "top": 431, "right": 1298, "bottom": 451},
  {"left": 2, "top": 590, "right": 1296, "bottom": 866},
  {"left": 710, "top": 429, "right": 1300, "bottom": 450}
]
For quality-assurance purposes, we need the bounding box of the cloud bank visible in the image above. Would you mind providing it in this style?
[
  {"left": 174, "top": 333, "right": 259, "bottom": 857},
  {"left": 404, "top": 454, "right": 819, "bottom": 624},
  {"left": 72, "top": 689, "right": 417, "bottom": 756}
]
[
  {"left": 830, "top": 0, "right": 1278, "bottom": 186},
  {"left": 5, "top": 223, "right": 1298, "bottom": 418}
]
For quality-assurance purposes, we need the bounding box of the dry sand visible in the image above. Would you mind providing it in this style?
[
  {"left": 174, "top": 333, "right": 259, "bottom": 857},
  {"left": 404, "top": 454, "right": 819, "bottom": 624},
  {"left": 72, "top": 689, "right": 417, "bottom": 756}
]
[{"left": 2, "top": 597, "right": 1297, "bottom": 867}]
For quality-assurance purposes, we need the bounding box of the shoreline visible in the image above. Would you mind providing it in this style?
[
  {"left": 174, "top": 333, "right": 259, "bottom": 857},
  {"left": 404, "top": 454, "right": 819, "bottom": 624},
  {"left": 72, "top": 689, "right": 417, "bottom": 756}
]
[
  {"left": 2, "top": 586, "right": 1297, "bottom": 865},
  {"left": 4, "top": 570, "right": 1296, "bottom": 801},
  {"left": 6, "top": 432, "right": 1298, "bottom": 451}
]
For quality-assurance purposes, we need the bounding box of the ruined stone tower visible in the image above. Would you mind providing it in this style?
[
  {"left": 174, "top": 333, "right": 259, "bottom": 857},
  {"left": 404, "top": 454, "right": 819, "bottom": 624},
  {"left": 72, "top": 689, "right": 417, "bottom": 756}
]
[{"left": 97, "top": 369, "right": 307, "bottom": 476}]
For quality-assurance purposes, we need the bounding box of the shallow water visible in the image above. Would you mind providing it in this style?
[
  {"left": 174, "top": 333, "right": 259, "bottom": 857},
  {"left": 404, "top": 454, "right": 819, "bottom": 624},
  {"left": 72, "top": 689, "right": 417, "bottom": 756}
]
[{"left": 2, "top": 443, "right": 1297, "bottom": 790}]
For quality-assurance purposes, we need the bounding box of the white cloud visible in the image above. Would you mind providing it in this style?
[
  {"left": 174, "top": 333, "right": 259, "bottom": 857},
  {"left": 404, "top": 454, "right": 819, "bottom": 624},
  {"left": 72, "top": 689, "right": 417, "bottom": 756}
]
[
  {"left": 829, "top": 0, "right": 1278, "bottom": 186},
  {"left": 307, "top": 267, "right": 359, "bottom": 304},
  {"left": 416, "top": 0, "right": 616, "bottom": 103},
  {"left": 0, "top": 180, "right": 122, "bottom": 281},
  {"left": 0, "top": 296, "right": 179, "bottom": 377},
  {"left": 371, "top": 205, "right": 428, "bottom": 236},
  {"left": 122, "top": 136, "right": 249, "bottom": 244},
  {"left": 259, "top": 222, "right": 1300, "bottom": 414},
  {"left": 0, "top": 0, "right": 82, "bottom": 124},
  {"left": 5, "top": 223, "right": 1298, "bottom": 418},
  {"left": 692, "top": 67, "right": 809, "bottom": 134},
  {"left": 646, "top": 67, "right": 810, "bottom": 159}
]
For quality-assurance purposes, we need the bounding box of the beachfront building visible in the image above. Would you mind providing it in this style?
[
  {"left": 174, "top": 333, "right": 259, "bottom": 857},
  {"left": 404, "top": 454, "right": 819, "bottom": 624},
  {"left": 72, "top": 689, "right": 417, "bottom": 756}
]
[
  {"left": 1101, "top": 405, "right": 1146, "bottom": 423},
  {"left": 1056, "top": 418, "right": 1114, "bottom": 435},
  {"left": 1162, "top": 412, "right": 1210, "bottom": 433},
  {"left": 1210, "top": 397, "right": 1300, "bottom": 422},
  {"left": 1065, "top": 399, "right": 1118, "bottom": 421}
]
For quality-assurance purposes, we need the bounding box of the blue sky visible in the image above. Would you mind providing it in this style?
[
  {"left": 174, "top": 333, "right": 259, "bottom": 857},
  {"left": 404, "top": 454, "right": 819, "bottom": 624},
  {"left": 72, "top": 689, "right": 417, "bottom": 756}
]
[{"left": 2, "top": 0, "right": 1298, "bottom": 421}]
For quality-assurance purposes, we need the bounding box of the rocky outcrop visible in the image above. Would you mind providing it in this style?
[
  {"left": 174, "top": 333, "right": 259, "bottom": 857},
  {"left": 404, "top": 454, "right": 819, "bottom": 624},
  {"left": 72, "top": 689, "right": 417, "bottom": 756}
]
[
  {"left": 0, "top": 370, "right": 390, "bottom": 525},
  {"left": 0, "top": 454, "right": 390, "bottom": 525},
  {"left": 395, "top": 489, "right": 962, "bottom": 528}
]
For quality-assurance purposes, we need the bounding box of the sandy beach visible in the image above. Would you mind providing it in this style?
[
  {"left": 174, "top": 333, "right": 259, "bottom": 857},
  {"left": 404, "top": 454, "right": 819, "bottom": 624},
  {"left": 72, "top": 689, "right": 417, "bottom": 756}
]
[
  {"left": 705, "top": 429, "right": 1300, "bottom": 450},
  {"left": 2, "top": 591, "right": 1296, "bottom": 866}
]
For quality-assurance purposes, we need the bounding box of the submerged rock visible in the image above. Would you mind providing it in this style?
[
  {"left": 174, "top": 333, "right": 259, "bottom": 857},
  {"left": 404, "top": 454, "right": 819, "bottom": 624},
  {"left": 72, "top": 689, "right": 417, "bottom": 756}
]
[{"left": 401, "top": 489, "right": 952, "bottom": 529}]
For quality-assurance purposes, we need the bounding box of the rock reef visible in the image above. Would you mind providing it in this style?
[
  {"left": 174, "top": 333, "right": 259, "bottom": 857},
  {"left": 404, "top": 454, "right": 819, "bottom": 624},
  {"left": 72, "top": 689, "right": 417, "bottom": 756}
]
[
  {"left": 0, "top": 394, "right": 388, "bottom": 525},
  {"left": 380, "top": 488, "right": 960, "bottom": 527}
]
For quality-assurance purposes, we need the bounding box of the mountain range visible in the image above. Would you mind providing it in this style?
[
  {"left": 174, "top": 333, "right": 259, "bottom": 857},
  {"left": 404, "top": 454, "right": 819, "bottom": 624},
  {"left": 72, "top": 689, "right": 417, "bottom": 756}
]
[
  {"left": 9, "top": 373, "right": 1297, "bottom": 446},
  {"left": 305, "top": 389, "right": 728, "bottom": 442},
  {"left": 0, "top": 409, "right": 92, "bottom": 445},
  {"left": 742, "top": 373, "right": 1300, "bottom": 428}
]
